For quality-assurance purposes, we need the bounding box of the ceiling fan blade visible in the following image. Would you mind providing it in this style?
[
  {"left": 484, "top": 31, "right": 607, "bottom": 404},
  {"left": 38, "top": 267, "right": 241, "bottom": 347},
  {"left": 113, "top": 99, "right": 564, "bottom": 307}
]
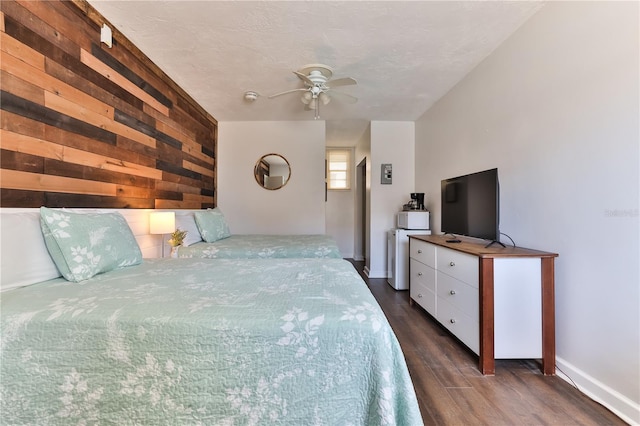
[
  {"left": 327, "top": 77, "right": 357, "bottom": 87},
  {"left": 293, "top": 71, "right": 314, "bottom": 86},
  {"left": 329, "top": 91, "right": 358, "bottom": 104},
  {"left": 267, "top": 88, "right": 307, "bottom": 99}
]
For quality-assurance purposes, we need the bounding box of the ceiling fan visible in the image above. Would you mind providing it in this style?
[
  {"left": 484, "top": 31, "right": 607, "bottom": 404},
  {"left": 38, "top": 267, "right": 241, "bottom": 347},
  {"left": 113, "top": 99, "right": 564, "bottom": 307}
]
[{"left": 268, "top": 64, "right": 357, "bottom": 119}]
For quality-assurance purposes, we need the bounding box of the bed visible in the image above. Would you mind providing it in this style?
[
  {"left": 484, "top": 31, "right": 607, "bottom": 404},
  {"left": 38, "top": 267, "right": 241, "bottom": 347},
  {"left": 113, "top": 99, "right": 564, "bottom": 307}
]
[
  {"left": 177, "top": 234, "right": 343, "bottom": 259},
  {"left": 174, "top": 209, "right": 343, "bottom": 259},
  {"left": 0, "top": 209, "right": 423, "bottom": 425},
  {"left": 1, "top": 258, "right": 422, "bottom": 425}
]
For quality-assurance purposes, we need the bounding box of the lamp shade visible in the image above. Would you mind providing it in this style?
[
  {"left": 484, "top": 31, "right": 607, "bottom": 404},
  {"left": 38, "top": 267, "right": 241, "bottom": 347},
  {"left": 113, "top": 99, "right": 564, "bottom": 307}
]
[{"left": 149, "top": 211, "right": 175, "bottom": 235}]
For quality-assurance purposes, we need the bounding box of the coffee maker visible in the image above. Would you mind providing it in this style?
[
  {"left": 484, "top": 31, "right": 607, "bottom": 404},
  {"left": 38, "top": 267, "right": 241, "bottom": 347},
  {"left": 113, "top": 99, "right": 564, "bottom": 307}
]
[{"left": 403, "top": 193, "right": 425, "bottom": 211}]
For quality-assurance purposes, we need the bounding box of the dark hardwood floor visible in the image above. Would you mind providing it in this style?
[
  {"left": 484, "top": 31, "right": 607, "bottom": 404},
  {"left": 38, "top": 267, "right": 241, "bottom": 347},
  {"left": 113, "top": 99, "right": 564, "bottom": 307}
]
[{"left": 347, "top": 260, "right": 625, "bottom": 426}]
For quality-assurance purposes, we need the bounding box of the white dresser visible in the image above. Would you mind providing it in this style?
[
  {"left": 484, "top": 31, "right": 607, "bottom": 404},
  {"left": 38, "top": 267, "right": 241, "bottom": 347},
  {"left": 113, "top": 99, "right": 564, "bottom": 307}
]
[{"left": 409, "top": 235, "right": 558, "bottom": 375}]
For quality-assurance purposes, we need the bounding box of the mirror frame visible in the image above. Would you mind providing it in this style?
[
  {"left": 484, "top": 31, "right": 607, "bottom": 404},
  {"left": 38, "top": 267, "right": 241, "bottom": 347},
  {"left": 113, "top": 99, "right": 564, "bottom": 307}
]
[{"left": 254, "top": 153, "right": 291, "bottom": 190}]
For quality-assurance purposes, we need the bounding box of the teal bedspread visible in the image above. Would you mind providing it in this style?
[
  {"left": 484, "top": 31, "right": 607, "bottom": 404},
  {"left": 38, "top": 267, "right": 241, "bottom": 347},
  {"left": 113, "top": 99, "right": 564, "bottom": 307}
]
[
  {"left": 178, "top": 234, "right": 342, "bottom": 259},
  {"left": 1, "top": 258, "right": 422, "bottom": 425}
]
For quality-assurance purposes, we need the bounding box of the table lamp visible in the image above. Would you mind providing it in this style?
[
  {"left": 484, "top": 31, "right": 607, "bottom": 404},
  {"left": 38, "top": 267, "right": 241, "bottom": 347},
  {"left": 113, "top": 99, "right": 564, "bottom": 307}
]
[{"left": 149, "top": 211, "right": 175, "bottom": 258}]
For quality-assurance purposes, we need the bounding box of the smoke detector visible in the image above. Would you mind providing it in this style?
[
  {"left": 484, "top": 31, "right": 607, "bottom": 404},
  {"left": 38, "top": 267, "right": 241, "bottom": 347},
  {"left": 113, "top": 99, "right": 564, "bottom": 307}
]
[{"left": 244, "top": 91, "right": 259, "bottom": 101}]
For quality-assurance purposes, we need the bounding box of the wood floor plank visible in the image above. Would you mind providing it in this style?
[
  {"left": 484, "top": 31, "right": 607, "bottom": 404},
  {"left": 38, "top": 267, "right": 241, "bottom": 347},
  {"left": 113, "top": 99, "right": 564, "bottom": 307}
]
[
  {"left": 464, "top": 368, "right": 562, "bottom": 425},
  {"left": 407, "top": 360, "right": 479, "bottom": 425},
  {"left": 446, "top": 386, "right": 516, "bottom": 425}
]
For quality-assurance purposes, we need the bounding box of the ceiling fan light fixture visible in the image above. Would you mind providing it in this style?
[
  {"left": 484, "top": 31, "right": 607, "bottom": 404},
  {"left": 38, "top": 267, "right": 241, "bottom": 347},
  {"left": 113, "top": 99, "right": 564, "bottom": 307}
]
[
  {"left": 301, "top": 91, "right": 313, "bottom": 104},
  {"left": 319, "top": 92, "right": 330, "bottom": 106}
]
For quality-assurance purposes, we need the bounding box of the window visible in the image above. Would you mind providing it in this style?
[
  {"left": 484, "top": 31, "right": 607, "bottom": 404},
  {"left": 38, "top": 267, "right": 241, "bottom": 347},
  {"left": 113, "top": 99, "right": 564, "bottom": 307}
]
[{"left": 326, "top": 149, "right": 351, "bottom": 190}]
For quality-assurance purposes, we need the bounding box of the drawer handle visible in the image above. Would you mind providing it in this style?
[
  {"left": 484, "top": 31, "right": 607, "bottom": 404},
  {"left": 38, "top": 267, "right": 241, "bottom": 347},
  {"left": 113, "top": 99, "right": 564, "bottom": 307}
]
[
  {"left": 449, "top": 261, "right": 455, "bottom": 267},
  {"left": 418, "top": 293, "right": 423, "bottom": 298},
  {"left": 417, "top": 272, "right": 423, "bottom": 276},
  {"left": 450, "top": 318, "right": 456, "bottom": 324},
  {"left": 449, "top": 290, "right": 456, "bottom": 295},
  {"left": 417, "top": 249, "right": 423, "bottom": 254}
]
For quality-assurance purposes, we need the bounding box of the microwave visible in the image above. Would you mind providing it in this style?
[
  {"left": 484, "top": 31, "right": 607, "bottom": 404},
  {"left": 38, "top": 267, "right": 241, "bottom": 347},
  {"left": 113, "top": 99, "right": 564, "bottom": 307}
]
[{"left": 397, "top": 211, "right": 430, "bottom": 230}]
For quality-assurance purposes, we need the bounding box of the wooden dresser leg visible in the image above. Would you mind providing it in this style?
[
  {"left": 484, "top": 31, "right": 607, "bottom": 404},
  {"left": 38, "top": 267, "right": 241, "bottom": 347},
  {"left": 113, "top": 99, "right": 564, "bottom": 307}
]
[
  {"left": 479, "top": 258, "right": 495, "bottom": 375},
  {"left": 541, "top": 257, "right": 556, "bottom": 375}
]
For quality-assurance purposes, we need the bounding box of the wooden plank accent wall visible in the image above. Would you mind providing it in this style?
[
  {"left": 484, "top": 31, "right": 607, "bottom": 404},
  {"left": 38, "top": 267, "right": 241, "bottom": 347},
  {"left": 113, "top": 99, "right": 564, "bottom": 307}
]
[{"left": 0, "top": 0, "right": 217, "bottom": 209}]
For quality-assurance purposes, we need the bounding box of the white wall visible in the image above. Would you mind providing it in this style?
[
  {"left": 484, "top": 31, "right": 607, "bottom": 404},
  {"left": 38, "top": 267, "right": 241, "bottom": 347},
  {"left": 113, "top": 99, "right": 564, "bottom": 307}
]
[
  {"left": 325, "top": 147, "right": 355, "bottom": 258},
  {"left": 368, "top": 121, "right": 416, "bottom": 278},
  {"left": 218, "top": 121, "right": 326, "bottom": 234},
  {"left": 415, "top": 2, "right": 639, "bottom": 423}
]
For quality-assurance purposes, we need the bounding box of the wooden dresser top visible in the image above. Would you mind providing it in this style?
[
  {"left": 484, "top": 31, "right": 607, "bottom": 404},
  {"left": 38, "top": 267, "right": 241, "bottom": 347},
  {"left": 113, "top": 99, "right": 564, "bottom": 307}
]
[{"left": 409, "top": 234, "right": 558, "bottom": 259}]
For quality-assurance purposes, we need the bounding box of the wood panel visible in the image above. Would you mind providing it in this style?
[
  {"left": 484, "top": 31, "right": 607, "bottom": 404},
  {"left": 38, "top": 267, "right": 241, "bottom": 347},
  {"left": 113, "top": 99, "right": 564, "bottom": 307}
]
[{"left": 0, "top": 0, "right": 216, "bottom": 209}]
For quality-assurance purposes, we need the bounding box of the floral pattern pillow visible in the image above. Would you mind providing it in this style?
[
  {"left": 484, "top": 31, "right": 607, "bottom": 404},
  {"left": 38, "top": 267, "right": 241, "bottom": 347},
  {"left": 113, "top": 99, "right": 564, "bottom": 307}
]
[
  {"left": 194, "top": 208, "right": 231, "bottom": 243},
  {"left": 39, "top": 207, "right": 143, "bottom": 282}
]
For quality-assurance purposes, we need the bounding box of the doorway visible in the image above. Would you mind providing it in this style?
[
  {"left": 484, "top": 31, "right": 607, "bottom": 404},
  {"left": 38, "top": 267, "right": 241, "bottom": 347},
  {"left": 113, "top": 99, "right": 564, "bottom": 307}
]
[{"left": 355, "top": 158, "right": 367, "bottom": 262}]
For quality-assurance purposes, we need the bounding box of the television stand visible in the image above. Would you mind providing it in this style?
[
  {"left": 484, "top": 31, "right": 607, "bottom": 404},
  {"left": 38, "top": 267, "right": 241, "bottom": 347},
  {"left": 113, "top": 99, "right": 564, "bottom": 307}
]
[
  {"left": 408, "top": 234, "right": 558, "bottom": 375},
  {"left": 484, "top": 240, "right": 506, "bottom": 248}
]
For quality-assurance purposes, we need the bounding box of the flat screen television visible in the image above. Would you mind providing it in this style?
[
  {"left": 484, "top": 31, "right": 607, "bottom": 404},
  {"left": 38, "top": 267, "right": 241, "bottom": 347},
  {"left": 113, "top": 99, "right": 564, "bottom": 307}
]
[{"left": 441, "top": 168, "right": 499, "bottom": 242}]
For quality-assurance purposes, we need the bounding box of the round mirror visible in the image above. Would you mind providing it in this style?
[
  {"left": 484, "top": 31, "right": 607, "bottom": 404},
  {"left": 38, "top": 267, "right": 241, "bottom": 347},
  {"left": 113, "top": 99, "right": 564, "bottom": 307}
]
[{"left": 254, "top": 153, "right": 291, "bottom": 190}]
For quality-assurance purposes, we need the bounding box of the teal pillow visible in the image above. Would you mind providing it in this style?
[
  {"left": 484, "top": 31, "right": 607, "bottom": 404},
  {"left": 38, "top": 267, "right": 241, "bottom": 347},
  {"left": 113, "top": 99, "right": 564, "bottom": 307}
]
[
  {"left": 39, "top": 207, "right": 142, "bottom": 282},
  {"left": 194, "top": 208, "right": 231, "bottom": 243}
]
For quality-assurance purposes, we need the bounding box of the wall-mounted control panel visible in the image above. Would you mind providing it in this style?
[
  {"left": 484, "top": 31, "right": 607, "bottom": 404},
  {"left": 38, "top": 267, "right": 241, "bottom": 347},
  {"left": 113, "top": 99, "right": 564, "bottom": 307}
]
[{"left": 381, "top": 163, "right": 392, "bottom": 184}]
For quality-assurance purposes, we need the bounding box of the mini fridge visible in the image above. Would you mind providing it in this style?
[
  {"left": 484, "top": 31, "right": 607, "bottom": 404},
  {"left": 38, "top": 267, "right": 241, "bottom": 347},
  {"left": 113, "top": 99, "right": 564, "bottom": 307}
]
[{"left": 387, "top": 227, "right": 431, "bottom": 290}]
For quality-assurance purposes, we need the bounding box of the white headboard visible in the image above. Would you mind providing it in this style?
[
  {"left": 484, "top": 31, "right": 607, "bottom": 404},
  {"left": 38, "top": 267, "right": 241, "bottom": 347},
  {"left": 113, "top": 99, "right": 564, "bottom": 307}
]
[
  {"left": 0, "top": 208, "right": 205, "bottom": 291},
  {"left": 0, "top": 208, "right": 202, "bottom": 259}
]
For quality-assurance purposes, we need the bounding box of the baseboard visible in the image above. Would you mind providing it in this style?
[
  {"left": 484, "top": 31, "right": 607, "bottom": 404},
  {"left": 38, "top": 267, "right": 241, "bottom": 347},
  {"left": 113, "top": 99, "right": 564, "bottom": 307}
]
[
  {"left": 556, "top": 356, "right": 639, "bottom": 425},
  {"left": 353, "top": 255, "right": 364, "bottom": 261},
  {"left": 363, "top": 265, "right": 371, "bottom": 277},
  {"left": 365, "top": 268, "right": 387, "bottom": 279}
]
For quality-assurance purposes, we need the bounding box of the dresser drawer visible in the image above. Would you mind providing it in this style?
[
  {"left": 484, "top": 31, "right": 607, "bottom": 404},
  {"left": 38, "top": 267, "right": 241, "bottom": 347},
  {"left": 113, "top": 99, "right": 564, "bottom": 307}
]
[
  {"left": 410, "top": 239, "right": 435, "bottom": 268},
  {"left": 411, "top": 280, "right": 436, "bottom": 315},
  {"left": 437, "top": 271, "right": 478, "bottom": 318},
  {"left": 410, "top": 258, "right": 435, "bottom": 292},
  {"left": 437, "top": 297, "right": 479, "bottom": 355},
  {"left": 436, "top": 246, "right": 478, "bottom": 287}
]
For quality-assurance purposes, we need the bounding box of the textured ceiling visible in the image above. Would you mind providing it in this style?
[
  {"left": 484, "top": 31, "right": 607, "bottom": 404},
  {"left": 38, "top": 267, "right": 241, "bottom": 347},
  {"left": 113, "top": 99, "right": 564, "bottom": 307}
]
[{"left": 87, "top": 1, "right": 544, "bottom": 146}]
